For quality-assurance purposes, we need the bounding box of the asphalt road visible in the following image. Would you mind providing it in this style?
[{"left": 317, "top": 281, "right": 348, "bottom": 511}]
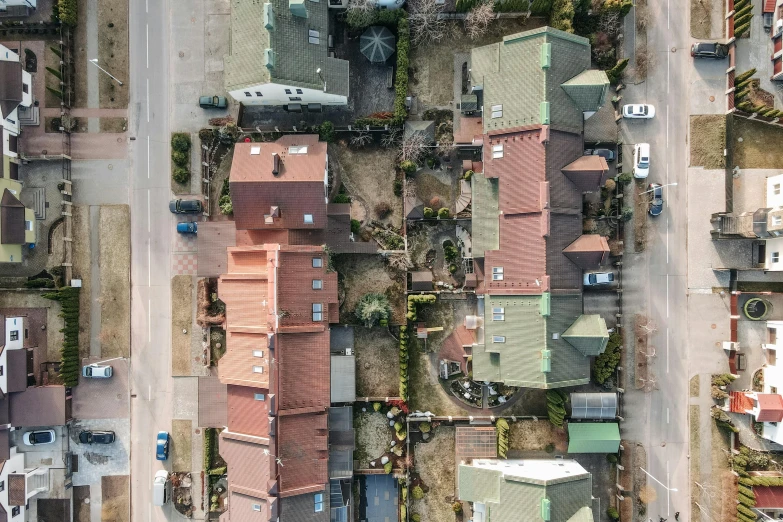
[{"left": 128, "top": 0, "right": 175, "bottom": 520}]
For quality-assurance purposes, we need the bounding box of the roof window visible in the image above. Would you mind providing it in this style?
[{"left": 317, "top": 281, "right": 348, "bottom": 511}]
[
  {"left": 491, "top": 104, "right": 503, "bottom": 119},
  {"left": 304, "top": 214, "right": 314, "bottom": 224},
  {"left": 492, "top": 307, "right": 505, "bottom": 321},
  {"left": 315, "top": 494, "right": 324, "bottom": 512},
  {"left": 309, "top": 29, "right": 320, "bottom": 45},
  {"left": 492, "top": 266, "right": 504, "bottom": 280},
  {"left": 289, "top": 145, "right": 308, "bottom": 154},
  {"left": 254, "top": 393, "right": 266, "bottom": 401},
  {"left": 253, "top": 366, "right": 264, "bottom": 374},
  {"left": 250, "top": 146, "right": 261, "bottom": 155},
  {"left": 312, "top": 257, "right": 323, "bottom": 268},
  {"left": 313, "top": 279, "right": 323, "bottom": 290},
  {"left": 492, "top": 144, "right": 503, "bottom": 159},
  {"left": 253, "top": 350, "right": 264, "bottom": 357},
  {"left": 492, "top": 336, "right": 506, "bottom": 343},
  {"left": 313, "top": 303, "right": 323, "bottom": 321}
]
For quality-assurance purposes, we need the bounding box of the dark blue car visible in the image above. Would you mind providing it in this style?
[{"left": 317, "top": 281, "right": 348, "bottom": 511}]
[{"left": 156, "top": 431, "right": 170, "bottom": 461}]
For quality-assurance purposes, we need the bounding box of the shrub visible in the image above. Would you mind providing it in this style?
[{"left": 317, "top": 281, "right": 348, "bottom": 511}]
[
  {"left": 394, "top": 179, "right": 403, "bottom": 197},
  {"left": 438, "top": 208, "right": 450, "bottom": 219},
  {"left": 373, "top": 402, "right": 382, "bottom": 412},
  {"left": 50, "top": 46, "right": 62, "bottom": 58},
  {"left": 550, "top": 0, "right": 575, "bottom": 32},
  {"left": 444, "top": 245, "right": 459, "bottom": 262},
  {"left": 412, "top": 486, "right": 424, "bottom": 500},
  {"left": 412, "top": 515, "right": 421, "bottom": 522},
  {"left": 463, "top": 169, "right": 474, "bottom": 180},
  {"left": 333, "top": 193, "right": 351, "bottom": 204},
  {"left": 712, "top": 385, "right": 729, "bottom": 400},
  {"left": 606, "top": 58, "right": 629, "bottom": 85},
  {"left": 355, "top": 293, "right": 393, "bottom": 327},
  {"left": 43, "top": 287, "right": 81, "bottom": 386},
  {"left": 46, "top": 86, "right": 63, "bottom": 99},
  {"left": 375, "top": 202, "right": 393, "bottom": 219},
  {"left": 735, "top": 12, "right": 752, "bottom": 26},
  {"left": 396, "top": 430, "right": 407, "bottom": 440},
  {"left": 547, "top": 389, "right": 567, "bottom": 427},
  {"left": 712, "top": 373, "right": 736, "bottom": 386},
  {"left": 530, "top": 0, "right": 553, "bottom": 15},
  {"left": 496, "top": 418, "right": 509, "bottom": 458},
  {"left": 618, "top": 172, "right": 633, "bottom": 184},
  {"left": 423, "top": 207, "right": 434, "bottom": 218},
  {"left": 46, "top": 66, "right": 63, "bottom": 80},
  {"left": 545, "top": 443, "right": 555, "bottom": 453},
  {"left": 606, "top": 507, "right": 619, "bottom": 521},
  {"left": 735, "top": 3, "right": 753, "bottom": 18},
  {"left": 172, "top": 151, "right": 188, "bottom": 166},
  {"left": 393, "top": 17, "right": 410, "bottom": 124},
  {"left": 495, "top": 0, "right": 530, "bottom": 12},
  {"left": 735, "top": 21, "right": 751, "bottom": 36},
  {"left": 351, "top": 219, "right": 361, "bottom": 234},
  {"left": 25, "top": 278, "right": 55, "bottom": 288},
  {"left": 735, "top": 78, "right": 753, "bottom": 93},
  {"left": 419, "top": 422, "right": 431, "bottom": 433},
  {"left": 384, "top": 462, "right": 393, "bottom": 474},
  {"left": 452, "top": 502, "right": 463, "bottom": 514},
  {"left": 219, "top": 194, "right": 233, "bottom": 215},
  {"left": 400, "top": 160, "right": 416, "bottom": 173},
  {"left": 171, "top": 133, "right": 191, "bottom": 153},
  {"left": 173, "top": 167, "right": 190, "bottom": 185},
  {"left": 593, "top": 332, "right": 622, "bottom": 384},
  {"left": 58, "top": 0, "right": 77, "bottom": 25},
  {"left": 319, "top": 121, "right": 336, "bottom": 143},
  {"left": 607, "top": 453, "right": 618, "bottom": 463}
]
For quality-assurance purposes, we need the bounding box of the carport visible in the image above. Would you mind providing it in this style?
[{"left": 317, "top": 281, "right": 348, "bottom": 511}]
[{"left": 360, "top": 474, "right": 398, "bottom": 522}]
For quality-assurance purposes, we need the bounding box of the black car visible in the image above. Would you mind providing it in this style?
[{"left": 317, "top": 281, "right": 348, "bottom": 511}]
[
  {"left": 691, "top": 42, "right": 729, "bottom": 59},
  {"left": 584, "top": 148, "right": 615, "bottom": 162},
  {"left": 648, "top": 183, "right": 664, "bottom": 216},
  {"left": 169, "top": 199, "right": 203, "bottom": 214},
  {"left": 79, "top": 430, "right": 116, "bottom": 444}
]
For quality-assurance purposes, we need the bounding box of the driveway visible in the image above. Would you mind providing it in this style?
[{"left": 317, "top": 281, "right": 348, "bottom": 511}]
[
  {"left": 11, "top": 424, "right": 69, "bottom": 469},
  {"left": 70, "top": 418, "right": 131, "bottom": 482},
  {"left": 73, "top": 357, "right": 130, "bottom": 420}
]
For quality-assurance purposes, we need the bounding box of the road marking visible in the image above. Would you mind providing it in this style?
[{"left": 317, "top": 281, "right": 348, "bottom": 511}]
[
  {"left": 667, "top": 0, "right": 670, "bottom": 28},
  {"left": 666, "top": 327, "right": 670, "bottom": 374},
  {"left": 667, "top": 408, "right": 670, "bottom": 424},
  {"left": 666, "top": 274, "right": 669, "bottom": 317},
  {"left": 667, "top": 51, "right": 670, "bottom": 94},
  {"left": 667, "top": 461, "right": 671, "bottom": 517},
  {"left": 146, "top": 0, "right": 148, "bottom": 12},
  {"left": 146, "top": 78, "right": 150, "bottom": 122},
  {"left": 149, "top": 384, "right": 152, "bottom": 401},
  {"left": 147, "top": 136, "right": 150, "bottom": 179},
  {"left": 148, "top": 299, "right": 151, "bottom": 342},
  {"left": 146, "top": 24, "right": 149, "bottom": 69},
  {"left": 147, "top": 189, "right": 150, "bottom": 234},
  {"left": 666, "top": 105, "right": 669, "bottom": 148},
  {"left": 666, "top": 218, "right": 669, "bottom": 264}
]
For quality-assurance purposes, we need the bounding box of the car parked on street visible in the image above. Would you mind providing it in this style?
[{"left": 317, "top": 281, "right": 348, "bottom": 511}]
[
  {"left": 691, "top": 42, "right": 729, "bottom": 59},
  {"left": 622, "top": 104, "right": 656, "bottom": 119},
  {"left": 584, "top": 148, "right": 615, "bottom": 162},
  {"left": 199, "top": 95, "right": 228, "bottom": 109},
  {"left": 633, "top": 143, "right": 651, "bottom": 178},
  {"left": 169, "top": 199, "right": 202, "bottom": 214},
  {"left": 79, "top": 430, "right": 116, "bottom": 444},
  {"left": 176, "top": 222, "right": 198, "bottom": 234},
  {"left": 648, "top": 183, "right": 664, "bottom": 216},
  {"left": 156, "top": 431, "right": 170, "bottom": 461},
  {"left": 23, "top": 429, "right": 56, "bottom": 446},
  {"left": 584, "top": 272, "right": 615, "bottom": 286},
  {"left": 82, "top": 364, "right": 113, "bottom": 378}
]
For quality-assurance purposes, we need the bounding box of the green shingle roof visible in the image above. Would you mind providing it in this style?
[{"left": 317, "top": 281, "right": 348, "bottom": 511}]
[
  {"left": 470, "top": 26, "right": 602, "bottom": 134},
  {"left": 225, "top": 0, "right": 349, "bottom": 96},
  {"left": 560, "top": 70, "right": 610, "bottom": 113},
  {"left": 477, "top": 294, "right": 592, "bottom": 388},
  {"left": 471, "top": 173, "right": 500, "bottom": 257},
  {"left": 567, "top": 423, "right": 621, "bottom": 453},
  {"left": 562, "top": 315, "right": 609, "bottom": 356}
]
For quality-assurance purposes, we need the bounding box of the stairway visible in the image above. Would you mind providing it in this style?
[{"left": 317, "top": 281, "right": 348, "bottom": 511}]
[
  {"left": 31, "top": 187, "right": 45, "bottom": 220},
  {"left": 27, "top": 470, "right": 48, "bottom": 494},
  {"left": 456, "top": 179, "right": 472, "bottom": 214}
]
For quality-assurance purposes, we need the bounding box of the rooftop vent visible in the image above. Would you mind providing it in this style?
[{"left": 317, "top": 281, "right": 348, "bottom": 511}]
[{"left": 272, "top": 153, "right": 280, "bottom": 175}]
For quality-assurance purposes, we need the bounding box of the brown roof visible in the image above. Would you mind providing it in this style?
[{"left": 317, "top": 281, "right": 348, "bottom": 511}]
[
  {"left": 277, "top": 412, "right": 328, "bottom": 496},
  {"left": 0, "top": 189, "right": 25, "bottom": 245},
  {"left": 277, "top": 331, "right": 330, "bottom": 412},
  {"left": 410, "top": 271, "right": 433, "bottom": 291},
  {"left": 277, "top": 249, "right": 338, "bottom": 330},
  {"left": 10, "top": 385, "right": 67, "bottom": 427},
  {"left": 758, "top": 393, "right": 783, "bottom": 422},
  {"left": 198, "top": 376, "right": 228, "bottom": 428},
  {"left": 484, "top": 214, "right": 547, "bottom": 294},
  {"left": 7, "top": 349, "right": 27, "bottom": 393},
  {"left": 561, "top": 155, "right": 609, "bottom": 192},
  {"left": 227, "top": 385, "right": 270, "bottom": 438},
  {"left": 237, "top": 229, "right": 291, "bottom": 246},
  {"left": 226, "top": 491, "right": 273, "bottom": 522},
  {"left": 546, "top": 213, "right": 584, "bottom": 291},
  {"left": 8, "top": 473, "right": 24, "bottom": 506},
  {"left": 0, "top": 61, "right": 22, "bottom": 118},
  {"left": 220, "top": 430, "right": 274, "bottom": 499},
  {"left": 0, "top": 429, "right": 8, "bottom": 460},
  {"left": 230, "top": 135, "right": 327, "bottom": 231},
  {"left": 197, "top": 222, "right": 237, "bottom": 277},
  {"left": 563, "top": 234, "right": 610, "bottom": 270},
  {"left": 454, "top": 116, "right": 484, "bottom": 146}
]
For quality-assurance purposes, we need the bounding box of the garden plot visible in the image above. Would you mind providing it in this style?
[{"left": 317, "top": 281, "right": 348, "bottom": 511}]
[
  {"left": 355, "top": 327, "right": 400, "bottom": 398},
  {"left": 411, "top": 426, "right": 457, "bottom": 522},
  {"left": 507, "top": 419, "right": 568, "bottom": 455},
  {"left": 408, "top": 221, "right": 469, "bottom": 286},
  {"left": 334, "top": 254, "right": 405, "bottom": 325},
  {"left": 411, "top": 168, "right": 458, "bottom": 216},
  {"left": 409, "top": 350, "right": 473, "bottom": 417},
  {"left": 730, "top": 115, "right": 783, "bottom": 169},
  {"left": 354, "top": 410, "right": 395, "bottom": 470}
]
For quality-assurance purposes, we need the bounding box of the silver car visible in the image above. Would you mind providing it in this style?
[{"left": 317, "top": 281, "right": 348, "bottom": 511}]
[
  {"left": 622, "top": 104, "right": 656, "bottom": 119},
  {"left": 82, "top": 364, "right": 113, "bottom": 378}
]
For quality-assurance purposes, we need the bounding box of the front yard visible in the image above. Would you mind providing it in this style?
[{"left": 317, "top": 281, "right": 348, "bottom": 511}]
[
  {"left": 690, "top": 115, "right": 726, "bottom": 169},
  {"left": 730, "top": 115, "right": 783, "bottom": 169},
  {"left": 334, "top": 254, "right": 406, "bottom": 325},
  {"left": 355, "top": 327, "right": 400, "bottom": 398},
  {"left": 411, "top": 426, "right": 457, "bottom": 522}
]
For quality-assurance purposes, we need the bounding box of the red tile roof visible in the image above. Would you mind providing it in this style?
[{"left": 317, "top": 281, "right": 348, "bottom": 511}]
[
  {"left": 277, "top": 412, "right": 329, "bottom": 496},
  {"left": 227, "top": 385, "right": 270, "bottom": 438},
  {"left": 277, "top": 331, "right": 331, "bottom": 412},
  {"left": 730, "top": 391, "right": 754, "bottom": 413},
  {"left": 220, "top": 430, "right": 274, "bottom": 499},
  {"left": 484, "top": 214, "right": 548, "bottom": 294},
  {"left": 764, "top": 0, "right": 775, "bottom": 13},
  {"left": 758, "top": 393, "right": 783, "bottom": 422},
  {"left": 753, "top": 486, "right": 783, "bottom": 507},
  {"left": 277, "top": 249, "right": 338, "bottom": 330}
]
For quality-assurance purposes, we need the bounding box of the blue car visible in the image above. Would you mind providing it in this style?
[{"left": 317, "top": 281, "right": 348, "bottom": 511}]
[
  {"left": 176, "top": 222, "right": 198, "bottom": 234},
  {"left": 156, "top": 431, "right": 170, "bottom": 461}
]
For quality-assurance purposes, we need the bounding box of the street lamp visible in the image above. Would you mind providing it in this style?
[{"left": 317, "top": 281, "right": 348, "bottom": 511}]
[
  {"left": 639, "top": 182, "right": 678, "bottom": 195},
  {"left": 88, "top": 59, "right": 123, "bottom": 86}
]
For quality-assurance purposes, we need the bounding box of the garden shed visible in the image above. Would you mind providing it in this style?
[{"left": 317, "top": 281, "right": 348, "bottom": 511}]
[
  {"left": 567, "top": 422, "right": 620, "bottom": 453},
  {"left": 410, "top": 271, "right": 433, "bottom": 291}
]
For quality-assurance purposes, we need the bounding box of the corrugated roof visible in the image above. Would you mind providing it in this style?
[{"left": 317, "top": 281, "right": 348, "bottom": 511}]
[
  {"left": 455, "top": 426, "right": 497, "bottom": 458},
  {"left": 224, "top": 0, "right": 349, "bottom": 96},
  {"left": 562, "top": 315, "right": 609, "bottom": 356},
  {"left": 472, "top": 173, "right": 500, "bottom": 258},
  {"left": 570, "top": 393, "right": 617, "bottom": 420},
  {"left": 458, "top": 465, "right": 501, "bottom": 503},
  {"left": 567, "top": 423, "right": 621, "bottom": 453},
  {"left": 753, "top": 485, "right": 783, "bottom": 507},
  {"left": 330, "top": 355, "right": 355, "bottom": 403}
]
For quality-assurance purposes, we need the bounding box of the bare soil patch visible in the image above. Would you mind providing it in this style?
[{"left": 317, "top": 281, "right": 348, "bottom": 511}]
[
  {"left": 172, "top": 275, "right": 194, "bottom": 376},
  {"left": 504, "top": 388, "right": 548, "bottom": 417},
  {"left": 690, "top": 0, "right": 712, "bottom": 39},
  {"left": 731, "top": 115, "right": 783, "bottom": 169},
  {"left": 354, "top": 411, "right": 393, "bottom": 469},
  {"left": 99, "top": 205, "right": 131, "bottom": 358},
  {"left": 98, "top": 0, "right": 129, "bottom": 108},
  {"left": 172, "top": 419, "right": 193, "bottom": 472},
  {"left": 690, "top": 375, "right": 700, "bottom": 398},
  {"left": 409, "top": 18, "right": 546, "bottom": 108},
  {"left": 208, "top": 143, "right": 234, "bottom": 218},
  {"left": 412, "top": 426, "right": 457, "bottom": 522},
  {"left": 73, "top": 4, "right": 88, "bottom": 107},
  {"left": 690, "top": 115, "right": 726, "bottom": 168},
  {"left": 507, "top": 420, "right": 567, "bottom": 453},
  {"left": 355, "top": 327, "right": 400, "bottom": 398},
  {"left": 633, "top": 180, "right": 648, "bottom": 253},
  {"left": 44, "top": 116, "right": 87, "bottom": 133},
  {"left": 689, "top": 405, "right": 701, "bottom": 516},
  {"left": 73, "top": 485, "right": 90, "bottom": 522},
  {"left": 332, "top": 144, "right": 401, "bottom": 228},
  {"left": 71, "top": 205, "right": 91, "bottom": 358},
  {"left": 101, "top": 475, "right": 130, "bottom": 522},
  {"left": 414, "top": 171, "right": 456, "bottom": 214},
  {"left": 334, "top": 254, "right": 405, "bottom": 325},
  {"left": 100, "top": 117, "right": 127, "bottom": 133}
]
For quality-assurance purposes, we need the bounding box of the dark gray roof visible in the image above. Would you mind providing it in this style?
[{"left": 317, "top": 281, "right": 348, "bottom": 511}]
[
  {"left": 0, "top": 61, "right": 22, "bottom": 118},
  {"left": 0, "top": 189, "right": 25, "bottom": 245},
  {"left": 280, "top": 490, "right": 330, "bottom": 522},
  {"left": 404, "top": 121, "right": 436, "bottom": 143},
  {"left": 546, "top": 213, "right": 583, "bottom": 291},
  {"left": 360, "top": 26, "right": 396, "bottom": 63},
  {"left": 7, "top": 349, "right": 27, "bottom": 393},
  {"left": 330, "top": 356, "right": 355, "bottom": 403},
  {"left": 10, "top": 386, "right": 68, "bottom": 427},
  {"left": 410, "top": 271, "right": 433, "bottom": 291}
]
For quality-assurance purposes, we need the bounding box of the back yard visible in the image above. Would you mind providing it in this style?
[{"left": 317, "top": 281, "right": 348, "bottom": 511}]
[
  {"left": 730, "top": 116, "right": 783, "bottom": 169},
  {"left": 507, "top": 419, "right": 568, "bottom": 455},
  {"left": 411, "top": 426, "right": 458, "bottom": 522},
  {"left": 355, "top": 327, "right": 400, "bottom": 398},
  {"left": 334, "top": 254, "right": 406, "bottom": 325},
  {"left": 354, "top": 410, "right": 395, "bottom": 469}
]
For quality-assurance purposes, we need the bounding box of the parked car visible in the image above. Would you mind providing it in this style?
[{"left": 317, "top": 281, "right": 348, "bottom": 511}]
[
  {"left": 584, "top": 148, "right": 615, "bottom": 162},
  {"left": 176, "top": 222, "right": 198, "bottom": 234},
  {"left": 622, "top": 104, "right": 656, "bottom": 119},
  {"left": 169, "top": 199, "right": 202, "bottom": 214},
  {"left": 156, "top": 431, "right": 170, "bottom": 461},
  {"left": 153, "top": 470, "right": 170, "bottom": 506},
  {"left": 633, "top": 143, "right": 651, "bottom": 179},
  {"left": 23, "top": 429, "right": 56, "bottom": 446},
  {"left": 82, "top": 364, "right": 113, "bottom": 378},
  {"left": 648, "top": 183, "right": 664, "bottom": 216},
  {"left": 691, "top": 42, "right": 729, "bottom": 59},
  {"left": 79, "top": 430, "right": 116, "bottom": 444},
  {"left": 199, "top": 95, "right": 227, "bottom": 109},
  {"left": 584, "top": 272, "right": 615, "bottom": 286}
]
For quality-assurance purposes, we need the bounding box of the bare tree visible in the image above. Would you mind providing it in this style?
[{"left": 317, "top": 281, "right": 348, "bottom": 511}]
[
  {"left": 350, "top": 132, "right": 372, "bottom": 148},
  {"left": 637, "top": 346, "right": 656, "bottom": 359},
  {"left": 598, "top": 11, "right": 621, "bottom": 39},
  {"left": 408, "top": 0, "right": 446, "bottom": 45},
  {"left": 635, "top": 317, "right": 657, "bottom": 336},
  {"left": 387, "top": 252, "right": 413, "bottom": 271},
  {"left": 436, "top": 134, "right": 455, "bottom": 157},
  {"left": 381, "top": 127, "right": 402, "bottom": 149},
  {"left": 345, "top": 0, "right": 378, "bottom": 27},
  {"left": 465, "top": 1, "right": 496, "bottom": 40},
  {"left": 399, "top": 131, "right": 428, "bottom": 165}
]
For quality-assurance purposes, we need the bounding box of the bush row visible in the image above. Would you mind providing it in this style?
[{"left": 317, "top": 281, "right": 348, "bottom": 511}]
[
  {"left": 546, "top": 389, "right": 568, "bottom": 427},
  {"left": 399, "top": 326, "right": 409, "bottom": 400},
  {"left": 592, "top": 332, "right": 622, "bottom": 384},
  {"left": 43, "top": 287, "right": 80, "bottom": 387},
  {"left": 171, "top": 133, "right": 191, "bottom": 185},
  {"left": 606, "top": 59, "right": 629, "bottom": 85},
  {"left": 496, "top": 418, "right": 509, "bottom": 458},
  {"left": 406, "top": 294, "right": 436, "bottom": 322},
  {"left": 58, "top": 0, "right": 77, "bottom": 26}
]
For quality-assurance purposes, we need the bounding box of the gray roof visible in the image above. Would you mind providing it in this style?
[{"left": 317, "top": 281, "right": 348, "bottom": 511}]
[
  {"left": 476, "top": 293, "right": 591, "bottom": 388},
  {"left": 471, "top": 173, "right": 500, "bottom": 257},
  {"left": 10, "top": 386, "right": 68, "bottom": 427},
  {"left": 330, "top": 355, "right": 355, "bottom": 403},
  {"left": 224, "top": 0, "right": 349, "bottom": 96},
  {"left": 404, "top": 120, "right": 436, "bottom": 143},
  {"left": 280, "top": 491, "right": 330, "bottom": 522},
  {"left": 0, "top": 61, "right": 22, "bottom": 119},
  {"left": 471, "top": 27, "right": 604, "bottom": 134}
]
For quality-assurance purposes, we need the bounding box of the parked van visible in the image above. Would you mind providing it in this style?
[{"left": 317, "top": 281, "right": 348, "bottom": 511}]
[
  {"left": 633, "top": 143, "right": 650, "bottom": 179},
  {"left": 152, "top": 470, "right": 169, "bottom": 506}
]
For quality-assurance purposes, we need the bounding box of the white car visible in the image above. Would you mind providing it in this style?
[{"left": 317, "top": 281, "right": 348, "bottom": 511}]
[
  {"left": 584, "top": 272, "right": 615, "bottom": 286},
  {"left": 82, "top": 364, "right": 113, "bottom": 378},
  {"left": 633, "top": 143, "right": 651, "bottom": 179},
  {"left": 623, "top": 104, "right": 655, "bottom": 119},
  {"left": 23, "top": 429, "right": 56, "bottom": 446}
]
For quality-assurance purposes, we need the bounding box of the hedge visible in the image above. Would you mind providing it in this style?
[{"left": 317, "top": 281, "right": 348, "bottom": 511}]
[
  {"left": 43, "top": 287, "right": 81, "bottom": 387},
  {"left": 593, "top": 332, "right": 622, "bottom": 384},
  {"left": 399, "top": 326, "right": 409, "bottom": 399},
  {"left": 530, "top": 0, "right": 553, "bottom": 15},
  {"left": 319, "top": 121, "right": 336, "bottom": 143},
  {"left": 549, "top": 0, "right": 575, "bottom": 32},
  {"left": 496, "top": 418, "right": 509, "bottom": 458},
  {"left": 46, "top": 66, "right": 63, "bottom": 81},
  {"left": 58, "top": 0, "right": 77, "bottom": 25},
  {"left": 172, "top": 132, "right": 191, "bottom": 153},
  {"left": 203, "top": 428, "right": 215, "bottom": 471},
  {"left": 735, "top": 87, "right": 750, "bottom": 101},
  {"left": 735, "top": 3, "right": 753, "bottom": 18},
  {"left": 546, "top": 389, "right": 568, "bottom": 427},
  {"left": 734, "top": 12, "right": 753, "bottom": 26},
  {"left": 735, "top": 79, "right": 753, "bottom": 92},
  {"left": 735, "top": 21, "right": 751, "bottom": 36},
  {"left": 734, "top": 68, "right": 756, "bottom": 84},
  {"left": 406, "top": 294, "right": 436, "bottom": 322},
  {"left": 606, "top": 59, "right": 629, "bottom": 85}
]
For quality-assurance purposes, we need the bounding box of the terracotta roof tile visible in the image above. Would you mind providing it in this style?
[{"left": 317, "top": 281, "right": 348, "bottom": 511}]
[
  {"left": 753, "top": 486, "right": 783, "bottom": 507},
  {"left": 225, "top": 491, "right": 271, "bottom": 522},
  {"left": 278, "top": 413, "right": 329, "bottom": 495},
  {"left": 758, "top": 393, "right": 783, "bottom": 422},
  {"left": 220, "top": 430, "right": 274, "bottom": 498},
  {"left": 484, "top": 214, "right": 547, "bottom": 294},
  {"left": 278, "top": 250, "right": 338, "bottom": 329},
  {"left": 7, "top": 474, "right": 24, "bottom": 506},
  {"left": 197, "top": 222, "right": 238, "bottom": 277},
  {"left": 198, "top": 376, "right": 228, "bottom": 428},
  {"left": 228, "top": 385, "right": 270, "bottom": 438},
  {"left": 277, "top": 331, "right": 331, "bottom": 411}
]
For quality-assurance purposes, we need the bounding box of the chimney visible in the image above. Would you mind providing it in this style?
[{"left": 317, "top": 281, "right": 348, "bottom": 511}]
[{"left": 272, "top": 153, "right": 280, "bottom": 176}]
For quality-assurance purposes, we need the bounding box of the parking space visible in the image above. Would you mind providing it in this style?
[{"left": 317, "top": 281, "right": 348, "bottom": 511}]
[
  {"left": 11, "top": 424, "right": 69, "bottom": 468},
  {"left": 72, "top": 357, "right": 129, "bottom": 420},
  {"left": 583, "top": 289, "right": 620, "bottom": 330},
  {"left": 70, "top": 418, "right": 131, "bottom": 486}
]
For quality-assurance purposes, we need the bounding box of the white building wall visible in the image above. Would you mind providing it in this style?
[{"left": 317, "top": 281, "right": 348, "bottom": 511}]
[
  {"left": 765, "top": 237, "right": 783, "bottom": 270},
  {"left": 769, "top": 174, "right": 783, "bottom": 208},
  {"left": 0, "top": 448, "right": 26, "bottom": 521},
  {"left": 229, "top": 82, "right": 346, "bottom": 106},
  {"left": 5, "top": 317, "right": 23, "bottom": 350}
]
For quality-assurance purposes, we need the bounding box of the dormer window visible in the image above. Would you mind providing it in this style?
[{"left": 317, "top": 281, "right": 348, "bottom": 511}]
[{"left": 313, "top": 279, "right": 323, "bottom": 290}]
